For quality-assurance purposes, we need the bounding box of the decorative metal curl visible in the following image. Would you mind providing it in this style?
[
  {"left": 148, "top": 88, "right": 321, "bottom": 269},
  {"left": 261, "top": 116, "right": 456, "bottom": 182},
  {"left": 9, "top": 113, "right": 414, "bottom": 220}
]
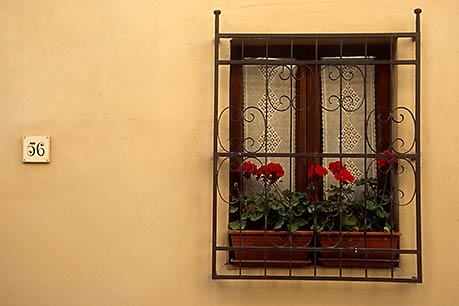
[
  {"left": 319, "top": 232, "right": 366, "bottom": 249},
  {"left": 389, "top": 107, "right": 416, "bottom": 154},
  {"left": 321, "top": 64, "right": 369, "bottom": 113},
  {"left": 215, "top": 156, "right": 237, "bottom": 204},
  {"left": 216, "top": 156, "right": 268, "bottom": 205},
  {"left": 241, "top": 106, "right": 268, "bottom": 153},
  {"left": 326, "top": 64, "right": 357, "bottom": 82},
  {"left": 360, "top": 159, "right": 389, "bottom": 206},
  {"left": 363, "top": 158, "right": 416, "bottom": 207},
  {"left": 216, "top": 105, "right": 269, "bottom": 153},
  {"left": 216, "top": 106, "right": 232, "bottom": 153},
  {"left": 279, "top": 64, "right": 306, "bottom": 81},
  {"left": 391, "top": 158, "right": 417, "bottom": 207},
  {"left": 264, "top": 231, "right": 313, "bottom": 248},
  {"left": 366, "top": 106, "right": 416, "bottom": 154},
  {"left": 276, "top": 95, "right": 296, "bottom": 112},
  {"left": 324, "top": 94, "right": 342, "bottom": 112},
  {"left": 279, "top": 64, "right": 321, "bottom": 112}
]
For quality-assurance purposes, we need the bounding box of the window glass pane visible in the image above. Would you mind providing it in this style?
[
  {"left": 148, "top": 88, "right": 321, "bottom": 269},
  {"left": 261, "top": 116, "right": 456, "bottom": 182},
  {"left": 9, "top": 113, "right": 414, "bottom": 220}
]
[
  {"left": 321, "top": 59, "right": 376, "bottom": 195},
  {"left": 243, "top": 60, "right": 296, "bottom": 190}
]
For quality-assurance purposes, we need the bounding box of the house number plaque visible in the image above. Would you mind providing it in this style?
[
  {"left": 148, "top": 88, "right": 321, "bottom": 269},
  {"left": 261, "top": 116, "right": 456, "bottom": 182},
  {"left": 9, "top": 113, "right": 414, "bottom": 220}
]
[{"left": 23, "top": 136, "right": 50, "bottom": 163}]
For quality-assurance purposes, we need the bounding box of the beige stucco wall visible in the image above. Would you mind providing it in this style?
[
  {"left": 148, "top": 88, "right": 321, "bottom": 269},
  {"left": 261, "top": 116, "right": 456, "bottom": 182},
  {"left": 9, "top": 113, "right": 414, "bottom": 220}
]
[{"left": 0, "top": 0, "right": 458, "bottom": 305}]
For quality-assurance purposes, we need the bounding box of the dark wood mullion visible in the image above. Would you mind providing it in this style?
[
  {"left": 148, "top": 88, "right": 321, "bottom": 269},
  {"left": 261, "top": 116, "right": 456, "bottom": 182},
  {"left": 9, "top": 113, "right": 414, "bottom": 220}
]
[
  {"left": 296, "top": 64, "right": 323, "bottom": 193},
  {"left": 229, "top": 62, "right": 243, "bottom": 175},
  {"left": 375, "top": 46, "right": 392, "bottom": 153},
  {"left": 307, "top": 64, "right": 323, "bottom": 196},
  {"left": 229, "top": 45, "right": 244, "bottom": 168},
  {"left": 229, "top": 45, "right": 244, "bottom": 234},
  {"left": 374, "top": 44, "right": 395, "bottom": 230},
  {"left": 295, "top": 65, "right": 308, "bottom": 192}
]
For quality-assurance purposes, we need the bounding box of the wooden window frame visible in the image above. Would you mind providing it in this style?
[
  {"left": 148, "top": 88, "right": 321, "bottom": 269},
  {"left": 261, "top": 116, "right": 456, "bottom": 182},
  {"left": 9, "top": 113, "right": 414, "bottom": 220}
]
[{"left": 229, "top": 40, "right": 392, "bottom": 193}]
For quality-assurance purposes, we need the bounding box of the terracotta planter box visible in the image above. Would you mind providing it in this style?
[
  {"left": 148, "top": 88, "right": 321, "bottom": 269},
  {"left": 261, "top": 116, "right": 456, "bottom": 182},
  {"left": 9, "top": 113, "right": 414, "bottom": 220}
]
[
  {"left": 229, "top": 230, "right": 313, "bottom": 267},
  {"left": 318, "top": 231, "right": 401, "bottom": 268}
]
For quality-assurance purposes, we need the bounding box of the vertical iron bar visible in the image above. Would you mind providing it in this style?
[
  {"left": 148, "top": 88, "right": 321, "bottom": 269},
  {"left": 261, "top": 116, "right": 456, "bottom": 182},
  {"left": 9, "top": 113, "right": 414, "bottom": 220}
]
[
  {"left": 338, "top": 37, "right": 344, "bottom": 277},
  {"left": 363, "top": 38, "right": 369, "bottom": 277},
  {"left": 290, "top": 39, "right": 294, "bottom": 191},
  {"left": 289, "top": 38, "right": 294, "bottom": 276},
  {"left": 239, "top": 38, "right": 244, "bottom": 276},
  {"left": 263, "top": 40, "right": 269, "bottom": 275},
  {"left": 314, "top": 37, "right": 319, "bottom": 277},
  {"left": 389, "top": 36, "right": 395, "bottom": 279},
  {"left": 212, "top": 9, "right": 221, "bottom": 279},
  {"left": 414, "top": 7, "right": 423, "bottom": 283}
]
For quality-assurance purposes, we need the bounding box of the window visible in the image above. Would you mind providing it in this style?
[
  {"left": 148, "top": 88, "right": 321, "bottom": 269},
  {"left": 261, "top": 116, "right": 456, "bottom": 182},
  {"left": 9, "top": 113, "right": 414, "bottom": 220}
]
[
  {"left": 212, "top": 9, "right": 422, "bottom": 282},
  {"left": 229, "top": 42, "right": 392, "bottom": 193}
]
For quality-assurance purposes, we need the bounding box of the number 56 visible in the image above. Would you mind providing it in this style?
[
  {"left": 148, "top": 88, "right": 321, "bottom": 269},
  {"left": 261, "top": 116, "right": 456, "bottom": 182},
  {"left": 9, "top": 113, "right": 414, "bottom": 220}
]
[{"left": 27, "top": 142, "right": 45, "bottom": 157}]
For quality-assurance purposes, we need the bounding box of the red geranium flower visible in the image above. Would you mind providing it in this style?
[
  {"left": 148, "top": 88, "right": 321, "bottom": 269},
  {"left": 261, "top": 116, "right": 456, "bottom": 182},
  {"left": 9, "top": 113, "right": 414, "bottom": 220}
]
[
  {"left": 333, "top": 168, "right": 355, "bottom": 184},
  {"left": 377, "top": 150, "right": 398, "bottom": 171},
  {"left": 328, "top": 160, "right": 355, "bottom": 184},
  {"left": 238, "top": 161, "right": 258, "bottom": 179},
  {"left": 328, "top": 161, "right": 342, "bottom": 175},
  {"left": 308, "top": 164, "right": 328, "bottom": 178},
  {"left": 255, "top": 165, "right": 267, "bottom": 180},
  {"left": 256, "top": 162, "right": 284, "bottom": 182},
  {"left": 267, "top": 162, "right": 284, "bottom": 180}
]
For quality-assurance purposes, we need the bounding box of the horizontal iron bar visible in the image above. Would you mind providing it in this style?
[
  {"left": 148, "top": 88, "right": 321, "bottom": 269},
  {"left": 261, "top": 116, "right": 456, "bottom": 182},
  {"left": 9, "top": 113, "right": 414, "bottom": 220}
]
[
  {"left": 217, "top": 246, "right": 418, "bottom": 254},
  {"left": 212, "top": 274, "right": 421, "bottom": 283},
  {"left": 218, "top": 59, "right": 417, "bottom": 65},
  {"left": 216, "top": 152, "right": 417, "bottom": 159},
  {"left": 218, "top": 32, "right": 417, "bottom": 39}
]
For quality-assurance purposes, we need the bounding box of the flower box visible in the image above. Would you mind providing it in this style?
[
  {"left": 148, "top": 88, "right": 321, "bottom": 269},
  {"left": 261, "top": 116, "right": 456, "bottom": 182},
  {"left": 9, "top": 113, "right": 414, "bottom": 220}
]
[
  {"left": 229, "top": 230, "right": 313, "bottom": 267},
  {"left": 318, "top": 231, "right": 400, "bottom": 268}
]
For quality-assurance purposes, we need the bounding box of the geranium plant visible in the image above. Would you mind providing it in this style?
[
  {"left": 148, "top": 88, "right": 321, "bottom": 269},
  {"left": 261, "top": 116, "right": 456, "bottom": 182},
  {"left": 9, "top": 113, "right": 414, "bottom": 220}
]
[
  {"left": 308, "top": 161, "right": 356, "bottom": 232},
  {"left": 229, "top": 161, "right": 310, "bottom": 233},
  {"left": 230, "top": 152, "right": 397, "bottom": 234},
  {"left": 311, "top": 153, "right": 397, "bottom": 233}
]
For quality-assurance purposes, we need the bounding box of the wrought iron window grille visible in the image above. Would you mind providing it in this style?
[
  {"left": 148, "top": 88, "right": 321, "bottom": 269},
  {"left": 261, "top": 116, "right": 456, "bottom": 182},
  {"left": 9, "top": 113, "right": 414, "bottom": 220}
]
[{"left": 212, "top": 8, "right": 422, "bottom": 282}]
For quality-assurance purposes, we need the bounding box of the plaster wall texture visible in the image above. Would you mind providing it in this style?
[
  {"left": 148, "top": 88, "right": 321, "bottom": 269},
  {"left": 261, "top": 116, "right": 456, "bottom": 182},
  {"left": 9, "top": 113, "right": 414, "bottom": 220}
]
[{"left": 0, "top": 0, "right": 458, "bottom": 305}]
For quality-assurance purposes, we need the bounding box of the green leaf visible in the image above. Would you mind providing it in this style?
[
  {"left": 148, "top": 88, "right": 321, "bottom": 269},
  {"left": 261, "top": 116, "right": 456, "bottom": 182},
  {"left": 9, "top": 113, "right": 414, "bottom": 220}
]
[
  {"left": 355, "top": 178, "right": 365, "bottom": 186},
  {"left": 342, "top": 215, "right": 358, "bottom": 230},
  {"left": 229, "top": 220, "right": 246, "bottom": 230},
  {"left": 273, "top": 219, "right": 284, "bottom": 230},
  {"left": 270, "top": 201, "right": 282, "bottom": 210},
  {"left": 250, "top": 212, "right": 264, "bottom": 221},
  {"left": 376, "top": 208, "right": 389, "bottom": 219},
  {"left": 229, "top": 205, "right": 239, "bottom": 213},
  {"left": 297, "top": 218, "right": 307, "bottom": 227},
  {"left": 288, "top": 222, "right": 299, "bottom": 233},
  {"left": 365, "top": 200, "right": 378, "bottom": 210},
  {"left": 307, "top": 204, "right": 318, "bottom": 214},
  {"left": 277, "top": 204, "right": 286, "bottom": 216},
  {"left": 290, "top": 198, "right": 299, "bottom": 207},
  {"left": 287, "top": 219, "right": 306, "bottom": 233},
  {"left": 255, "top": 203, "right": 265, "bottom": 212}
]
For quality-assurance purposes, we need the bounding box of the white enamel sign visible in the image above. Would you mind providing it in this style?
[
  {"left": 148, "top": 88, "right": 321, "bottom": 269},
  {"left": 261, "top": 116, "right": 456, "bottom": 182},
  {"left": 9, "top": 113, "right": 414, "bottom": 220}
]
[{"left": 23, "top": 136, "right": 50, "bottom": 163}]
